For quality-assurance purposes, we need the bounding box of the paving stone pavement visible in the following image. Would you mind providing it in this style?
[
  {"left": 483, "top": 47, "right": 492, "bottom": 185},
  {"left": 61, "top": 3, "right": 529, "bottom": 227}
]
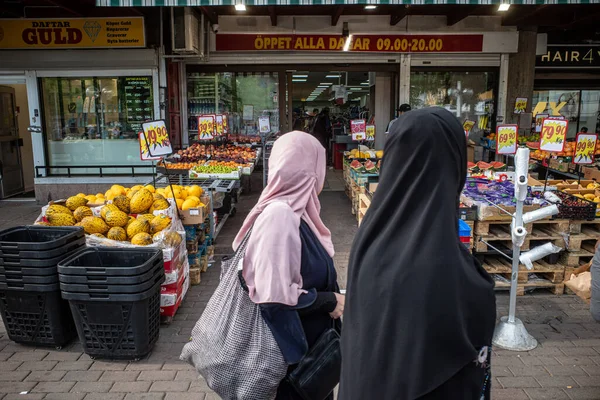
[{"left": 1, "top": 189, "right": 600, "bottom": 399}]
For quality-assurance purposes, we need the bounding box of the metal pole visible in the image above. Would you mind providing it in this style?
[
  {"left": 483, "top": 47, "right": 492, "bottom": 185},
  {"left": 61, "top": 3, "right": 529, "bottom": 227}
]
[{"left": 508, "top": 199, "right": 523, "bottom": 324}]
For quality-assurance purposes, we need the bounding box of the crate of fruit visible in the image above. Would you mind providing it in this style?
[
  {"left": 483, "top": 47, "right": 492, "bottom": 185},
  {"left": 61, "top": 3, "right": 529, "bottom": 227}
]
[
  {"left": 531, "top": 190, "right": 597, "bottom": 221},
  {"left": 188, "top": 165, "right": 241, "bottom": 180}
]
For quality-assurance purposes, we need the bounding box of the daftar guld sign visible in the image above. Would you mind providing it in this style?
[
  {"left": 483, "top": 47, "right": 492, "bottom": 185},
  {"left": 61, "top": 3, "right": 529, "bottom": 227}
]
[{"left": 0, "top": 17, "right": 145, "bottom": 49}]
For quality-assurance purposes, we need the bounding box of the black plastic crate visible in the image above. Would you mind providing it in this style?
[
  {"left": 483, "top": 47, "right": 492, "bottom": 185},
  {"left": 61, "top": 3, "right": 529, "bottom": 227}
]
[
  {"left": 0, "top": 247, "right": 85, "bottom": 269},
  {"left": 0, "top": 289, "right": 76, "bottom": 347},
  {"left": 0, "top": 274, "right": 58, "bottom": 285},
  {"left": 0, "top": 237, "right": 85, "bottom": 260},
  {"left": 60, "top": 272, "right": 164, "bottom": 294},
  {"left": 0, "top": 281, "right": 59, "bottom": 292},
  {"left": 0, "top": 226, "right": 84, "bottom": 253},
  {"left": 59, "top": 261, "right": 163, "bottom": 285},
  {"left": 58, "top": 247, "right": 163, "bottom": 277},
  {"left": 0, "top": 265, "right": 57, "bottom": 276},
  {"left": 66, "top": 283, "right": 161, "bottom": 360}
]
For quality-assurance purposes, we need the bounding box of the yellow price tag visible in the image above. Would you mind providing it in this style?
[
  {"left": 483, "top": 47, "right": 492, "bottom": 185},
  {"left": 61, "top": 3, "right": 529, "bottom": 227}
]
[
  {"left": 140, "top": 120, "right": 172, "bottom": 158},
  {"left": 539, "top": 118, "right": 568, "bottom": 152},
  {"left": 496, "top": 125, "right": 518, "bottom": 155},
  {"left": 463, "top": 120, "right": 475, "bottom": 133},
  {"left": 575, "top": 133, "right": 598, "bottom": 165},
  {"left": 215, "top": 115, "right": 225, "bottom": 136},
  {"left": 198, "top": 115, "right": 215, "bottom": 140},
  {"left": 366, "top": 124, "right": 375, "bottom": 140},
  {"left": 514, "top": 97, "right": 528, "bottom": 114}
]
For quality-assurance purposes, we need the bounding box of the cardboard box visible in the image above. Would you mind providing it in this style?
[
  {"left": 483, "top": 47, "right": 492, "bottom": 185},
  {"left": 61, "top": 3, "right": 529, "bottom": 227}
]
[
  {"left": 467, "top": 145, "right": 475, "bottom": 163},
  {"left": 179, "top": 207, "right": 205, "bottom": 225},
  {"left": 583, "top": 167, "right": 600, "bottom": 181}
]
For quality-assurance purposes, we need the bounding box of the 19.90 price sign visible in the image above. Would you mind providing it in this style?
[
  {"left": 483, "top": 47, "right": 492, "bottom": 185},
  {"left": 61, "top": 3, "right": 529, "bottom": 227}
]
[
  {"left": 574, "top": 133, "right": 598, "bottom": 165},
  {"left": 496, "top": 125, "right": 518, "bottom": 155},
  {"left": 539, "top": 118, "right": 568, "bottom": 152}
]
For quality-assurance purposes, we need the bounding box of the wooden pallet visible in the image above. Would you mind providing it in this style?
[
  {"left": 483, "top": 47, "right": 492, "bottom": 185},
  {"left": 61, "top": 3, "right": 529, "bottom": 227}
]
[
  {"left": 560, "top": 248, "right": 595, "bottom": 267},
  {"left": 474, "top": 225, "right": 567, "bottom": 253},
  {"left": 567, "top": 234, "right": 598, "bottom": 251},
  {"left": 351, "top": 184, "right": 361, "bottom": 216},
  {"left": 358, "top": 194, "right": 371, "bottom": 226},
  {"left": 569, "top": 219, "right": 600, "bottom": 235},
  {"left": 474, "top": 219, "right": 569, "bottom": 236},
  {"left": 482, "top": 256, "right": 565, "bottom": 284},
  {"left": 493, "top": 280, "right": 565, "bottom": 296}
]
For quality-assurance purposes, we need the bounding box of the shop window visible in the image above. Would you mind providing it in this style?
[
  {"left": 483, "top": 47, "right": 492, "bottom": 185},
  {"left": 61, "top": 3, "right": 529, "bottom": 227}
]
[
  {"left": 532, "top": 90, "right": 581, "bottom": 138},
  {"left": 410, "top": 71, "right": 496, "bottom": 139},
  {"left": 580, "top": 90, "right": 600, "bottom": 135},
  {"left": 187, "top": 72, "right": 279, "bottom": 137},
  {"left": 40, "top": 76, "right": 154, "bottom": 173}
]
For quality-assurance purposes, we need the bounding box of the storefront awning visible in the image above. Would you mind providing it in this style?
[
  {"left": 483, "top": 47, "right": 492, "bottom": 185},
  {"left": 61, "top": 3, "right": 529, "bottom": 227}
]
[{"left": 96, "top": 0, "right": 596, "bottom": 6}]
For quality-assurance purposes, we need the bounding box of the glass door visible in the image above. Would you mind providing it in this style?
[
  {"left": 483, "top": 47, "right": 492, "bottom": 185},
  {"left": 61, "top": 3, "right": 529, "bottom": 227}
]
[{"left": 0, "top": 86, "right": 24, "bottom": 198}]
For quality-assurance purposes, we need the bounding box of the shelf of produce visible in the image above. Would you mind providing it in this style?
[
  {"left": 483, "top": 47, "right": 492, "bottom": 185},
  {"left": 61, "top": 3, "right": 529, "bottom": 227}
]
[{"left": 153, "top": 174, "right": 240, "bottom": 193}]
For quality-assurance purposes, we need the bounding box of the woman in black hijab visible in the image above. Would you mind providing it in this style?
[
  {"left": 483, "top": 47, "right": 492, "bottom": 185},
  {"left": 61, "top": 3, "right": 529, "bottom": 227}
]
[{"left": 339, "top": 107, "right": 496, "bottom": 400}]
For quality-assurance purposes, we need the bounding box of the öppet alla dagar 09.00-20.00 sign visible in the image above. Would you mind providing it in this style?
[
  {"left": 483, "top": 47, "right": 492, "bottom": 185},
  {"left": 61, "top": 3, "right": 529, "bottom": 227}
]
[{"left": 216, "top": 34, "right": 484, "bottom": 53}]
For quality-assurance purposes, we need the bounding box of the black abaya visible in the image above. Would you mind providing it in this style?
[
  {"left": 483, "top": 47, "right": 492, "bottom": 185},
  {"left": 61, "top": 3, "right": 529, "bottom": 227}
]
[{"left": 339, "top": 107, "right": 496, "bottom": 400}]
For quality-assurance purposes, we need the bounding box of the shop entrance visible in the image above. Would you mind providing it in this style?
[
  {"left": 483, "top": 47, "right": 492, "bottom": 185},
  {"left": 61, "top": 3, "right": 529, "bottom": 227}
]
[{"left": 0, "top": 85, "right": 33, "bottom": 199}]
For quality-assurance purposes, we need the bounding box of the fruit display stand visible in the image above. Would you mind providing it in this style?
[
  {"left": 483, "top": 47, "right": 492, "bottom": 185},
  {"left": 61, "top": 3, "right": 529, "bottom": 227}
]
[{"left": 33, "top": 187, "right": 192, "bottom": 325}]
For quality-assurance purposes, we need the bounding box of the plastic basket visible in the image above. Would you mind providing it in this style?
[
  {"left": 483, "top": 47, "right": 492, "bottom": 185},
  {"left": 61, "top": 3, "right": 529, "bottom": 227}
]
[
  {"left": 60, "top": 272, "right": 164, "bottom": 294},
  {"left": 0, "top": 274, "right": 58, "bottom": 285},
  {"left": 58, "top": 247, "right": 163, "bottom": 277},
  {"left": 59, "top": 261, "right": 163, "bottom": 285},
  {"left": 0, "top": 289, "right": 76, "bottom": 347},
  {"left": 66, "top": 283, "right": 161, "bottom": 360},
  {"left": 0, "top": 265, "right": 57, "bottom": 276},
  {"left": 0, "top": 245, "right": 85, "bottom": 269},
  {"left": 0, "top": 281, "right": 59, "bottom": 292},
  {"left": 0, "top": 237, "right": 85, "bottom": 260},
  {"left": 0, "top": 226, "right": 84, "bottom": 253}
]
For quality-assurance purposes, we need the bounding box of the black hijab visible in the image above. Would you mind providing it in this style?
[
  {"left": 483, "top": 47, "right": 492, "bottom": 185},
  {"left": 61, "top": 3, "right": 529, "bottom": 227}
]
[{"left": 339, "top": 107, "right": 496, "bottom": 400}]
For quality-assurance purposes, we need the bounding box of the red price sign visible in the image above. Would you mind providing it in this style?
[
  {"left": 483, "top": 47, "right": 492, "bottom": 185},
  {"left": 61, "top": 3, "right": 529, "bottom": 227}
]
[
  {"left": 574, "top": 133, "right": 597, "bottom": 165},
  {"left": 198, "top": 115, "right": 215, "bottom": 140},
  {"left": 496, "top": 124, "right": 518, "bottom": 155},
  {"left": 140, "top": 120, "right": 172, "bottom": 158},
  {"left": 351, "top": 119, "right": 366, "bottom": 141},
  {"left": 539, "top": 118, "right": 568, "bottom": 152}
]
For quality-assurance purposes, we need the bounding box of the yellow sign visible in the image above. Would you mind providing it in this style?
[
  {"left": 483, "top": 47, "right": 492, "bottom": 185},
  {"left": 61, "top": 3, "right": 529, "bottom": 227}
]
[
  {"left": 366, "top": 124, "right": 376, "bottom": 140},
  {"left": 0, "top": 18, "right": 145, "bottom": 49},
  {"left": 141, "top": 120, "right": 172, "bottom": 159},
  {"left": 198, "top": 115, "right": 215, "bottom": 141},
  {"left": 496, "top": 125, "right": 518, "bottom": 155},
  {"left": 540, "top": 118, "right": 568, "bottom": 152},
  {"left": 575, "top": 133, "right": 597, "bottom": 165},
  {"left": 463, "top": 120, "right": 475, "bottom": 133},
  {"left": 514, "top": 97, "right": 527, "bottom": 114}
]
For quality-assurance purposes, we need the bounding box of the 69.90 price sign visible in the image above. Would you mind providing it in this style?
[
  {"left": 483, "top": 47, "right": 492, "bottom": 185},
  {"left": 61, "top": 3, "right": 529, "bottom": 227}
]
[
  {"left": 539, "top": 118, "right": 569, "bottom": 153},
  {"left": 496, "top": 125, "right": 518, "bottom": 155},
  {"left": 574, "top": 133, "right": 598, "bottom": 165}
]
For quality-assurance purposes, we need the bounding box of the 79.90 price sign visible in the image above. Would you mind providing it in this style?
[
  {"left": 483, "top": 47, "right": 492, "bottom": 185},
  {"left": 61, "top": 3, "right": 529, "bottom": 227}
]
[
  {"left": 539, "top": 118, "right": 568, "bottom": 152},
  {"left": 496, "top": 124, "right": 518, "bottom": 155},
  {"left": 574, "top": 133, "right": 598, "bottom": 165}
]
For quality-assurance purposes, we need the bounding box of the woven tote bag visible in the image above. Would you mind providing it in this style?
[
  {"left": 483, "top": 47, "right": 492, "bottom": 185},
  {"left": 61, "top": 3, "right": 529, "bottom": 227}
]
[{"left": 180, "top": 230, "right": 287, "bottom": 400}]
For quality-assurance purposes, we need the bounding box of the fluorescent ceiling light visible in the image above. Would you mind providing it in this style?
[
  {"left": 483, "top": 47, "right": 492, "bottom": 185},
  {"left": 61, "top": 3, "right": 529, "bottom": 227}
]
[
  {"left": 292, "top": 79, "right": 307, "bottom": 82},
  {"left": 343, "top": 35, "right": 352, "bottom": 52},
  {"left": 319, "top": 82, "right": 333, "bottom": 86},
  {"left": 293, "top": 74, "right": 308, "bottom": 78},
  {"left": 360, "top": 82, "right": 370, "bottom": 86},
  {"left": 498, "top": 3, "right": 510, "bottom": 11},
  {"left": 365, "top": 5, "right": 377, "bottom": 9},
  {"left": 235, "top": 3, "right": 246, "bottom": 11},
  {"left": 349, "top": 87, "right": 362, "bottom": 91},
  {"left": 325, "top": 74, "right": 341, "bottom": 78}
]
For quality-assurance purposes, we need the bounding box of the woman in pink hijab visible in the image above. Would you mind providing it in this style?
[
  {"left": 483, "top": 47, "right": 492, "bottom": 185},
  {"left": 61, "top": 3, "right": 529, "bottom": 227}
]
[{"left": 233, "top": 130, "right": 344, "bottom": 400}]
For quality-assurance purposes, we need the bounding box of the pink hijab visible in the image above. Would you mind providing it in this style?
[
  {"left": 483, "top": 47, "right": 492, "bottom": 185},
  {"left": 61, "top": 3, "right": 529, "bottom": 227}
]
[{"left": 233, "top": 131, "right": 335, "bottom": 306}]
